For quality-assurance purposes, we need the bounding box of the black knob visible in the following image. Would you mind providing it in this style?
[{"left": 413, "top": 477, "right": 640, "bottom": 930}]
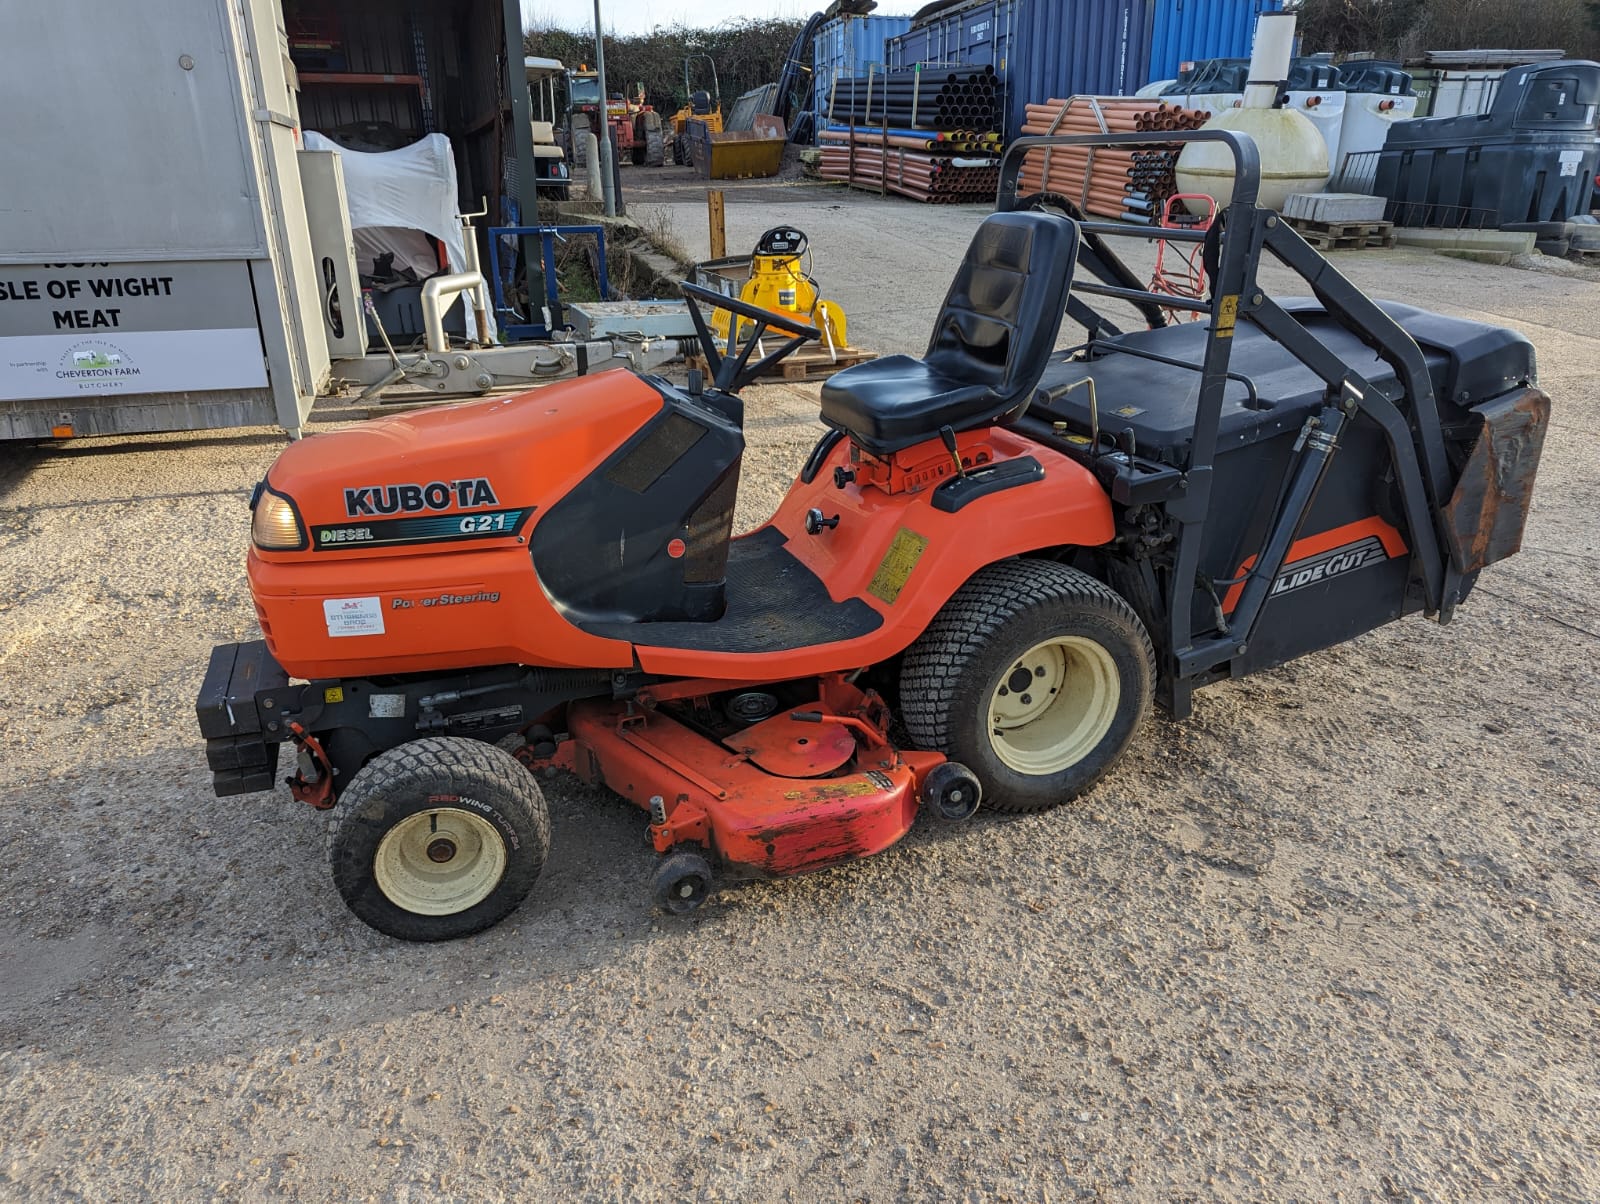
[
  {"left": 833, "top": 466, "right": 856, "bottom": 488},
  {"left": 804, "top": 508, "right": 840, "bottom": 535}
]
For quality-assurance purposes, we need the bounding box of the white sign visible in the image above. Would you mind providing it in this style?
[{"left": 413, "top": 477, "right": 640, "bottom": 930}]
[
  {"left": 0, "top": 260, "right": 268, "bottom": 401},
  {"left": 323, "top": 597, "right": 386, "bottom": 638},
  {"left": 1558, "top": 149, "right": 1584, "bottom": 178}
]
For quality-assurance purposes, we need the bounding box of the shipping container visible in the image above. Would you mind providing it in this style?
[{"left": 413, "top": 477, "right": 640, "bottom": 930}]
[
  {"left": 1005, "top": 0, "right": 1155, "bottom": 137},
  {"left": 888, "top": 0, "right": 1271, "bottom": 139},
  {"left": 1148, "top": 0, "right": 1278, "bottom": 85},
  {"left": 813, "top": 14, "right": 915, "bottom": 130},
  {"left": 886, "top": 0, "right": 1016, "bottom": 75}
]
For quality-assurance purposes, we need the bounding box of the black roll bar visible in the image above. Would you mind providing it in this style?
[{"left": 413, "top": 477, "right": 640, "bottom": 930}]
[{"left": 992, "top": 128, "right": 1459, "bottom": 714}]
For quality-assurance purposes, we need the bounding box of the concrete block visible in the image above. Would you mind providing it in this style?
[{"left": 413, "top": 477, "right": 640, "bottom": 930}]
[
  {"left": 1283, "top": 192, "right": 1388, "bottom": 223},
  {"left": 1393, "top": 227, "right": 1538, "bottom": 255}
]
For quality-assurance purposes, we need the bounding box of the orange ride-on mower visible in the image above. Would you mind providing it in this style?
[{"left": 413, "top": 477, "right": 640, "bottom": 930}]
[{"left": 197, "top": 130, "right": 1549, "bottom": 941}]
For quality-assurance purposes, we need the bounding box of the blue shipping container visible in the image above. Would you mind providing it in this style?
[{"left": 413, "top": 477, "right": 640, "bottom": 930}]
[
  {"left": 813, "top": 14, "right": 915, "bottom": 129},
  {"left": 887, "top": 0, "right": 1016, "bottom": 75},
  {"left": 888, "top": 0, "right": 1155, "bottom": 139},
  {"left": 1148, "top": 0, "right": 1279, "bottom": 85},
  {"left": 887, "top": 0, "right": 1272, "bottom": 138}
]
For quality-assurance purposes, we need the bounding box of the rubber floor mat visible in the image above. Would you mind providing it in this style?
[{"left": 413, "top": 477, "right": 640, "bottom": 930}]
[{"left": 583, "top": 527, "right": 883, "bottom": 653}]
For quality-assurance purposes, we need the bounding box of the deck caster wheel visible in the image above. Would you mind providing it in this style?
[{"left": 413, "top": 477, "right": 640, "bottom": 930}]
[
  {"left": 922, "top": 761, "right": 983, "bottom": 821},
  {"left": 326, "top": 737, "right": 550, "bottom": 941},
  {"left": 652, "top": 849, "right": 714, "bottom": 915}
]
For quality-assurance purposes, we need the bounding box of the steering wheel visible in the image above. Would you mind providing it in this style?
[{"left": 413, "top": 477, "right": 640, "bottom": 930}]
[{"left": 678, "top": 279, "right": 819, "bottom": 395}]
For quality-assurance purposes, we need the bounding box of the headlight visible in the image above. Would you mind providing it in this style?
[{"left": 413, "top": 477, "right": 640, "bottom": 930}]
[{"left": 251, "top": 482, "right": 307, "bottom": 550}]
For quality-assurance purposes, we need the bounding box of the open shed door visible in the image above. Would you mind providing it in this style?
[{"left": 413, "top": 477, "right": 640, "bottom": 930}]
[{"left": 228, "top": 0, "right": 330, "bottom": 433}]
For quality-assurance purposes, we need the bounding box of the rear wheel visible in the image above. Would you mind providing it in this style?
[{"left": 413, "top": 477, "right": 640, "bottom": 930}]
[
  {"left": 326, "top": 737, "right": 549, "bottom": 941},
  {"left": 900, "top": 560, "right": 1154, "bottom": 813}
]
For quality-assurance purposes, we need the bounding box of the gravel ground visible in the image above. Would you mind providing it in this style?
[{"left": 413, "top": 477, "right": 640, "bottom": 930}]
[{"left": 1, "top": 187, "right": 1598, "bottom": 1201}]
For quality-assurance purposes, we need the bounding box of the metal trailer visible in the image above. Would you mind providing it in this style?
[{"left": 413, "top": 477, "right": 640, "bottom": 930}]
[
  {"left": 0, "top": 0, "right": 557, "bottom": 443},
  {"left": 0, "top": 0, "right": 328, "bottom": 441}
]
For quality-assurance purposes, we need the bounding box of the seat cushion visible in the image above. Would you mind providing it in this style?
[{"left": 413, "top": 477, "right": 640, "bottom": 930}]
[{"left": 819, "top": 355, "right": 997, "bottom": 457}]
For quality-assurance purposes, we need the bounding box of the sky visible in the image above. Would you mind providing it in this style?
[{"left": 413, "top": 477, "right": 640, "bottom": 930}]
[{"left": 520, "top": 0, "right": 849, "bottom": 37}]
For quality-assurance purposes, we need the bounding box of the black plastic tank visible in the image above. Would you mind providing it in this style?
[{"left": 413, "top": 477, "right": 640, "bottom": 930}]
[
  {"left": 1339, "top": 61, "right": 1414, "bottom": 97},
  {"left": 1373, "top": 59, "right": 1600, "bottom": 227}
]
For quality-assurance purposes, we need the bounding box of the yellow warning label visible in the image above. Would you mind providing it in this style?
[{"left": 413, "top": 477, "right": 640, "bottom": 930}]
[
  {"left": 867, "top": 527, "right": 928, "bottom": 605},
  {"left": 1216, "top": 294, "right": 1239, "bottom": 339},
  {"left": 782, "top": 780, "right": 880, "bottom": 801},
  {"left": 324, "top": 686, "right": 345, "bottom": 704}
]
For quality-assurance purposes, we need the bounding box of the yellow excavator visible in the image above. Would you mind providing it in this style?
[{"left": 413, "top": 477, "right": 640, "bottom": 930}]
[
  {"left": 712, "top": 226, "right": 848, "bottom": 357},
  {"left": 669, "top": 54, "right": 723, "bottom": 165}
]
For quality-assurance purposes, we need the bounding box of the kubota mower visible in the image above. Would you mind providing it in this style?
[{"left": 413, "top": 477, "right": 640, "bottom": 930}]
[{"left": 197, "top": 130, "right": 1549, "bottom": 941}]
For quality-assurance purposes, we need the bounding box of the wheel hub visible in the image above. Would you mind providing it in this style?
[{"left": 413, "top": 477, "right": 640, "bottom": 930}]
[
  {"left": 988, "top": 636, "right": 1120, "bottom": 775},
  {"left": 374, "top": 807, "right": 507, "bottom": 916}
]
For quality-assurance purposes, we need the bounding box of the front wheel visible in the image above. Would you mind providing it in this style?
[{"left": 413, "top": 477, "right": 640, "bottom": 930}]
[
  {"left": 326, "top": 737, "right": 550, "bottom": 941},
  {"left": 900, "top": 560, "right": 1154, "bottom": 813}
]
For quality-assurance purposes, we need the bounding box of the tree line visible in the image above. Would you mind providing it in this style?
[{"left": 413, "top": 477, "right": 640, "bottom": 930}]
[{"left": 523, "top": 19, "right": 809, "bottom": 116}]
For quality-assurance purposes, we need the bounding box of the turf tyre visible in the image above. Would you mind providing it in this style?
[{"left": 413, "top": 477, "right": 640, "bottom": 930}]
[
  {"left": 326, "top": 736, "right": 549, "bottom": 941},
  {"left": 900, "top": 559, "right": 1153, "bottom": 814}
]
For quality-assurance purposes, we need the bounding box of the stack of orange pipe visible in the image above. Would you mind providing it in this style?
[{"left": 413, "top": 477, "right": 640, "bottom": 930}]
[
  {"left": 819, "top": 130, "right": 1001, "bottom": 203},
  {"left": 1018, "top": 97, "right": 1209, "bottom": 220}
]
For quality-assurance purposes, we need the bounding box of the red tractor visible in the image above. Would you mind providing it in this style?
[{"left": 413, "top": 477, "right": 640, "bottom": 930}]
[{"left": 567, "top": 68, "right": 664, "bottom": 167}]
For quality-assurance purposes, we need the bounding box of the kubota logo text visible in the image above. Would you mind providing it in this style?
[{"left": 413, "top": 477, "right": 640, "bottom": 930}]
[{"left": 344, "top": 478, "right": 498, "bottom": 517}]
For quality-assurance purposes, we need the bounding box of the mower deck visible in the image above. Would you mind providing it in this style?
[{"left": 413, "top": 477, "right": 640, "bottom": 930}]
[{"left": 560, "top": 692, "right": 941, "bottom": 877}]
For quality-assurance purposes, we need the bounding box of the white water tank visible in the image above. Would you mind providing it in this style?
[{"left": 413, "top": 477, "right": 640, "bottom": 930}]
[
  {"left": 1334, "top": 93, "right": 1419, "bottom": 176},
  {"left": 1287, "top": 88, "right": 1346, "bottom": 167}
]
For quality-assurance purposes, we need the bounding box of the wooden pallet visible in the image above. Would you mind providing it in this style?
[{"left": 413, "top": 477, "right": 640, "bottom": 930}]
[
  {"left": 1284, "top": 216, "right": 1397, "bottom": 251},
  {"left": 684, "top": 344, "right": 877, "bottom": 383}
]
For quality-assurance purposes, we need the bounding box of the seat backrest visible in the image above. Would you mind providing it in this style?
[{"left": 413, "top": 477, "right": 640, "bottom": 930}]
[
  {"left": 531, "top": 120, "right": 557, "bottom": 145},
  {"left": 924, "top": 211, "right": 1079, "bottom": 406}
]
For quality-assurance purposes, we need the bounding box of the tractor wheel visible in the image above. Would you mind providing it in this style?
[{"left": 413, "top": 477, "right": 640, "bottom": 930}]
[
  {"left": 645, "top": 129, "right": 665, "bottom": 167},
  {"left": 900, "top": 560, "right": 1154, "bottom": 814},
  {"left": 326, "top": 737, "right": 549, "bottom": 941}
]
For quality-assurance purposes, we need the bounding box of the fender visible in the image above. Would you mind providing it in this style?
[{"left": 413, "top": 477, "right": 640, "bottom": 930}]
[{"left": 630, "top": 426, "right": 1115, "bottom": 678}]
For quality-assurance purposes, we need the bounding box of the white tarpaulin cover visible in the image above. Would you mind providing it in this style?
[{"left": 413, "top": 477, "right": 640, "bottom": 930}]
[{"left": 302, "top": 131, "right": 493, "bottom": 341}]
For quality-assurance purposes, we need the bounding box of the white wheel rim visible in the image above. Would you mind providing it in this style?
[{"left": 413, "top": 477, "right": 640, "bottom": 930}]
[
  {"left": 988, "top": 636, "right": 1121, "bottom": 775},
  {"left": 374, "top": 806, "right": 507, "bottom": 916}
]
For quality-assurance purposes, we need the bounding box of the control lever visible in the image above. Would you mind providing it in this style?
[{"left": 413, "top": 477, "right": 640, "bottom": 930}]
[
  {"left": 804, "top": 507, "right": 840, "bottom": 535},
  {"left": 937, "top": 425, "right": 966, "bottom": 478},
  {"left": 1043, "top": 378, "right": 1100, "bottom": 462}
]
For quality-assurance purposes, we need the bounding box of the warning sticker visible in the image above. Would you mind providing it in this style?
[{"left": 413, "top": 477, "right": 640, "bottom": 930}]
[
  {"left": 1215, "top": 294, "right": 1239, "bottom": 339},
  {"left": 1559, "top": 149, "right": 1583, "bottom": 177},
  {"left": 867, "top": 527, "right": 929, "bottom": 605},
  {"left": 323, "top": 596, "right": 385, "bottom": 638}
]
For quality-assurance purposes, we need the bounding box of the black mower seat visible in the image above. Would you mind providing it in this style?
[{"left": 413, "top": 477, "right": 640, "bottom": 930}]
[{"left": 820, "top": 211, "right": 1079, "bottom": 457}]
